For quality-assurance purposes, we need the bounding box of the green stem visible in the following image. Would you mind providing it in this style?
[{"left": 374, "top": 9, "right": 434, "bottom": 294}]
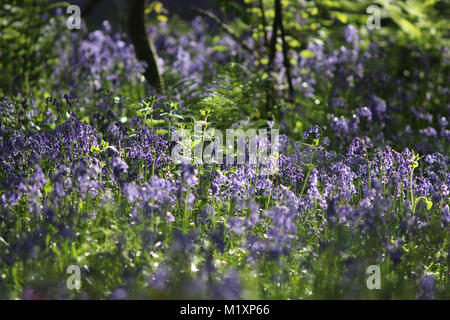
[
  {"left": 410, "top": 168, "right": 415, "bottom": 214},
  {"left": 183, "top": 187, "right": 190, "bottom": 233},
  {"left": 300, "top": 148, "right": 315, "bottom": 197}
]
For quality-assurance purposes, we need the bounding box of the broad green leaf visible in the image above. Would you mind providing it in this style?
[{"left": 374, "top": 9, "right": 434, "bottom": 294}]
[{"left": 300, "top": 50, "right": 316, "bottom": 58}]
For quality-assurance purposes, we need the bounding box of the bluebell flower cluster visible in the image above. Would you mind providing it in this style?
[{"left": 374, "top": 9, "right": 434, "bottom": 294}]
[{"left": 0, "top": 12, "right": 448, "bottom": 300}]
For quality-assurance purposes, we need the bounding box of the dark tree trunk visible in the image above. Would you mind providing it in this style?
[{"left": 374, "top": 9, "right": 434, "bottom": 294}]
[
  {"left": 266, "top": 0, "right": 294, "bottom": 110},
  {"left": 128, "top": 0, "right": 163, "bottom": 91},
  {"left": 276, "top": 0, "right": 294, "bottom": 100},
  {"left": 258, "top": 0, "right": 269, "bottom": 48},
  {"left": 268, "top": 1, "right": 280, "bottom": 68}
]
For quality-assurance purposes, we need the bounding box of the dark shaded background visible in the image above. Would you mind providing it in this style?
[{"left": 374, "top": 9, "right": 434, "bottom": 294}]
[{"left": 67, "top": 0, "right": 225, "bottom": 30}]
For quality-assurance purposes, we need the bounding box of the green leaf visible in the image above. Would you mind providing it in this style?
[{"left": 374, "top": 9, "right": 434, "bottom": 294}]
[
  {"left": 426, "top": 199, "right": 433, "bottom": 210},
  {"left": 44, "top": 181, "right": 52, "bottom": 194},
  {"left": 167, "top": 114, "right": 184, "bottom": 119},
  {"left": 300, "top": 50, "right": 316, "bottom": 58},
  {"left": 45, "top": 1, "right": 71, "bottom": 11},
  {"left": 287, "top": 37, "right": 301, "bottom": 48},
  {"left": 334, "top": 12, "right": 348, "bottom": 24},
  {"left": 397, "top": 18, "right": 422, "bottom": 40}
]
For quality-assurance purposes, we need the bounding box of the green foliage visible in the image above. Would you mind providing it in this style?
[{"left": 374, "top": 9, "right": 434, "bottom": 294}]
[
  {"left": 311, "top": 0, "right": 449, "bottom": 50},
  {"left": 193, "top": 64, "right": 264, "bottom": 129},
  {"left": 376, "top": 0, "right": 449, "bottom": 50},
  {"left": 0, "top": 1, "right": 70, "bottom": 95},
  {"left": 213, "top": 0, "right": 251, "bottom": 24},
  {"left": 235, "top": 0, "right": 448, "bottom": 54}
]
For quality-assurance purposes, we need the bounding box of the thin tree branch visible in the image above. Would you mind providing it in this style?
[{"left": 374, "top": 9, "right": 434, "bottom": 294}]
[
  {"left": 190, "top": 6, "right": 260, "bottom": 59},
  {"left": 268, "top": 0, "right": 294, "bottom": 100}
]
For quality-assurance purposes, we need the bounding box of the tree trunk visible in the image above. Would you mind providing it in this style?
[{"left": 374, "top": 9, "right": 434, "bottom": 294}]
[
  {"left": 128, "top": 0, "right": 163, "bottom": 91},
  {"left": 276, "top": 0, "right": 294, "bottom": 100},
  {"left": 266, "top": 0, "right": 294, "bottom": 111}
]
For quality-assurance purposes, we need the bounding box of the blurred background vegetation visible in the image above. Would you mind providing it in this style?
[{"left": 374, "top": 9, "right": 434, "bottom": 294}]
[
  {"left": 0, "top": 0, "right": 448, "bottom": 141},
  {"left": 2, "top": 0, "right": 448, "bottom": 93}
]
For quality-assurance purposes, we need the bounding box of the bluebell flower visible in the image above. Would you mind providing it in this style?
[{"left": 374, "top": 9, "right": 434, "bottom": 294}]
[
  {"left": 419, "top": 127, "right": 437, "bottom": 137},
  {"left": 418, "top": 275, "right": 437, "bottom": 300},
  {"left": 148, "top": 264, "right": 171, "bottom": 290},
  {"left": 344, "top": 25, "right": 359, "bottom": 43}
]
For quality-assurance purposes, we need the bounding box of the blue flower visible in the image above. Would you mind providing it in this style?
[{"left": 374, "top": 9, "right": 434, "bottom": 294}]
[{"left": 344, "top": 25, "right": 359, "bottom": 43}]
